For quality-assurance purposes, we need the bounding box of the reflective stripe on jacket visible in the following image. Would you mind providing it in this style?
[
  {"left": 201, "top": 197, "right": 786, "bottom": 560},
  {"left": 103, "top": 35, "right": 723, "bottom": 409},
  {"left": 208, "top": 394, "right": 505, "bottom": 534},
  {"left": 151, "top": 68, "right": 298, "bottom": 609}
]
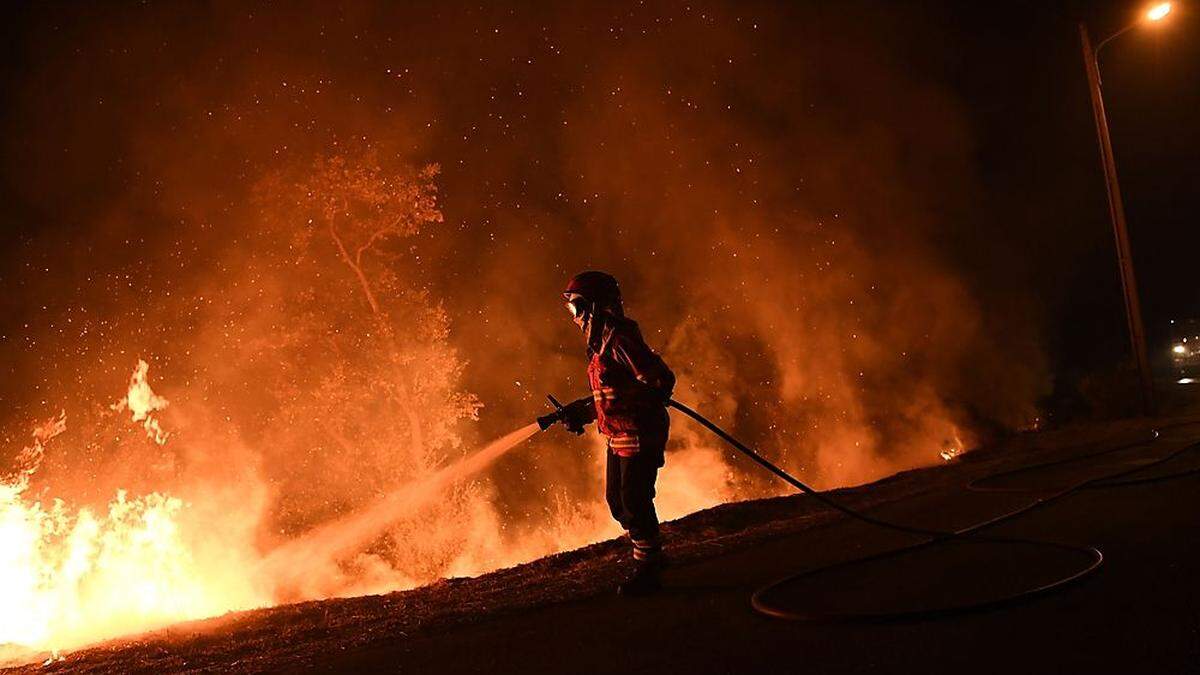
[{"left": 586, "top": 316, "right": 675, "bottom": 457}]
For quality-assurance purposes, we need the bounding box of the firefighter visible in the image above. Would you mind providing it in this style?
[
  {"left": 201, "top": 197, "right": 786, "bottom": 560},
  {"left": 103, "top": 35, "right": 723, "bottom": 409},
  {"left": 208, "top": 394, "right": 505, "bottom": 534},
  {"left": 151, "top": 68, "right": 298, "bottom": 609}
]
[{"left": 556, "top": 271, "right": 676, "bottom": 596}]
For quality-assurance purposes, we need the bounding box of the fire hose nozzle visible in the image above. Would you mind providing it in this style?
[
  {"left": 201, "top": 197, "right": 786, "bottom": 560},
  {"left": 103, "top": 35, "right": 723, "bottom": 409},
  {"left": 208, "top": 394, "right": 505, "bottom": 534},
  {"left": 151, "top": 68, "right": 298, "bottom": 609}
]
[
  {"left": 537, "top": 394, "right": 567, "bottom": 431},
  {"left": 536, "top": 412, "right": 561, "bottom": 431}
]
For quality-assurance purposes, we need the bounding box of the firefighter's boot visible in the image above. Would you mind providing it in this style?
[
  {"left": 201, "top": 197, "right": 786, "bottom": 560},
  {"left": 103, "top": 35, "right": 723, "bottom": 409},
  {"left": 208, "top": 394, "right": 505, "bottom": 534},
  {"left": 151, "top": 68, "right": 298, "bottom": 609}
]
[{"left": 618, "top": 558, "right": 663, "bottom": 597}]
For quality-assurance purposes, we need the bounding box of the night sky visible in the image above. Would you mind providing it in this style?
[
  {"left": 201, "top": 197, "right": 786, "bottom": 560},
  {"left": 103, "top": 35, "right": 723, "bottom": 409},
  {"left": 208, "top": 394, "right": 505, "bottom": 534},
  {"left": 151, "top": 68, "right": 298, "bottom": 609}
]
[
  {"left": 942, "top": 0, "right": 1199, "bottom": 378},
  {"left": 0, "top": 0, "right": 1195, "bottom": 411}
]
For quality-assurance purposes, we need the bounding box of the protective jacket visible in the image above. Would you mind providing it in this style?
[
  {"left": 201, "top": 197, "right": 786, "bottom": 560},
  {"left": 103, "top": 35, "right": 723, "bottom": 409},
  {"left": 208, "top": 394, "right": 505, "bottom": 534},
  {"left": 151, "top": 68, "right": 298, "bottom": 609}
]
[{"left": 568, "top": 315, "right": 675, "bottom": 462}]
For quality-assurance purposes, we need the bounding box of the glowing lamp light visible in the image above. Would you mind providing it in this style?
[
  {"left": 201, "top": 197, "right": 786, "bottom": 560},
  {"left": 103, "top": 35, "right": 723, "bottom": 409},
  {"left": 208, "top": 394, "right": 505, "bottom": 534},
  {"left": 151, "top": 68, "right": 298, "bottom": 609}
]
[
  {"left": 1147, "top": 2, "right": 1172, "bottom": 21},
  {"left": 1174, "top": 344, "right": 1188, "bottom": 354}
]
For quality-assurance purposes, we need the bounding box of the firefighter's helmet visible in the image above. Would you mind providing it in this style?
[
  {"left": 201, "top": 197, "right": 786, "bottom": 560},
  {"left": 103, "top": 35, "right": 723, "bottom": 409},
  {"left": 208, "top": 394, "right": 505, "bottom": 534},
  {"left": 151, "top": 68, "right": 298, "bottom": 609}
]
[{"left": 563, "top": 271, "right": 622, "bottom": 308}]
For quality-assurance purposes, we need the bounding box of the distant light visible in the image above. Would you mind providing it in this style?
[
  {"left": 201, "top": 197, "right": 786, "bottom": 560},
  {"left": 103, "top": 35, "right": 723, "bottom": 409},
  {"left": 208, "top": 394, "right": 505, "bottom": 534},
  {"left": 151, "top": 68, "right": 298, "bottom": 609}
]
[
  {"left": 1174, "top": 344, "right": 1188, "bottom": 354},
  {"left": 1178, "top": 378, "right": 1196, "bottom": 385},
  {"left": 1147, "top": 2, "right": 1172, "bottom": 21}
]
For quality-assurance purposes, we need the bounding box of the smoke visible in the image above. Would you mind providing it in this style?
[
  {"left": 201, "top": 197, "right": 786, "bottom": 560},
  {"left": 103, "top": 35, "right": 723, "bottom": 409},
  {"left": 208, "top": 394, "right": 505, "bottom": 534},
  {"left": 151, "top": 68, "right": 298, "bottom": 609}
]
[{"left": 0, "top": 0, "right": 1048, "bottom": 652}]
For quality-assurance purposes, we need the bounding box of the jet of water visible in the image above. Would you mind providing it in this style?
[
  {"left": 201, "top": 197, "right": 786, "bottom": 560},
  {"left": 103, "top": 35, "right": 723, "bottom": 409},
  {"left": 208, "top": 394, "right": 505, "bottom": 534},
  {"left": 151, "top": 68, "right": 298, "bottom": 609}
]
[{"left": 258, "top": 422, "right": 542, "bottom": 595}]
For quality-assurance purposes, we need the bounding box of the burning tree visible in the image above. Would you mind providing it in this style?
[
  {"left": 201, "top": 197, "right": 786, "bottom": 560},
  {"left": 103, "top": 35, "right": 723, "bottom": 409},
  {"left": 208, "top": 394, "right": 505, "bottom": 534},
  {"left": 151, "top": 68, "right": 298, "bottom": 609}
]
[
  {"left": 248, "top": 150, "right": 484, "bottom": 560},
  {"left": 294, "top": 155, "right": 478, "bottom": 462}
]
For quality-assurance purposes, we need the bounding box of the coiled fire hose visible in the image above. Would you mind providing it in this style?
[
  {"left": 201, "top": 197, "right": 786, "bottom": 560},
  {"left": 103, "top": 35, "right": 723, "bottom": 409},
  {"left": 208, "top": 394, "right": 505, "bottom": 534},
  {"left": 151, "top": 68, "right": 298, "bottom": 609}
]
[{"left": 666, "top": 400, "right": 1200, "bottom": 621}]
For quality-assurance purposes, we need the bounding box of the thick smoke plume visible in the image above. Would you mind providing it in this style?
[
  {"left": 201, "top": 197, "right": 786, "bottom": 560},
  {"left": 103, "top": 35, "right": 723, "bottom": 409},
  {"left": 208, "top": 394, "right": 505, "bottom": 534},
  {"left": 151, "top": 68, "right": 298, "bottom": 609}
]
[{"left": 0, "top": 0, "right": 1046, "bottom": 656}]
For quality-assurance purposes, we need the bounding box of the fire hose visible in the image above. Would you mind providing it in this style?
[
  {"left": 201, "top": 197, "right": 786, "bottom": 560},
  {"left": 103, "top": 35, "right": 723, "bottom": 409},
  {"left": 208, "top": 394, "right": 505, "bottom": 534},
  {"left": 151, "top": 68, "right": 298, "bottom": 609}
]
[
  {"left": 665, "top": 400, "right": 1200, "bottom": 621},
  {"left": 538, "top": 393, "right": 1200, "bottom": 618}
]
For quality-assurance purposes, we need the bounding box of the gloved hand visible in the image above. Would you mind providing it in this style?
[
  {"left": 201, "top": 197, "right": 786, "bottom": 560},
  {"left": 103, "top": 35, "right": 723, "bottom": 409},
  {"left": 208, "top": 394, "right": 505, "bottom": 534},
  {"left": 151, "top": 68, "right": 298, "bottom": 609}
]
[{"left": 561, "top": 397, "right": 595, "bottom": 435}]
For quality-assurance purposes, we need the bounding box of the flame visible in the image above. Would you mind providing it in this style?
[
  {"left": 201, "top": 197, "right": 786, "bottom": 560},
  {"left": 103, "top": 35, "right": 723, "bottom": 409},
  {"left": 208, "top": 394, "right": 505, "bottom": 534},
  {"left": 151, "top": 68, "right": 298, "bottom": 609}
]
[
  {"left": 6, "top": 411, "right": 65, "bottom": 485},
  {"left": 0, "top": 484, "right": 258, "bottom": 656},
  {"left": 110, "top": 359, "right": 171, "bottom": 445},
  {"left": 0, "top": 368, "right": 265, "bottom": 663},
  {"left": 939, "top": 427, "right": 966, "bottom": 462}
]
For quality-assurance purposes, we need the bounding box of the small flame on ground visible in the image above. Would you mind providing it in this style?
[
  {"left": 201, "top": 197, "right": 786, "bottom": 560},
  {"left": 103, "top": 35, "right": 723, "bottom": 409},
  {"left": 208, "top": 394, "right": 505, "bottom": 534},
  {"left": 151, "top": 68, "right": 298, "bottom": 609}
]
[{"left": 939, "top": 427, "right": 966, "bottom": 462}]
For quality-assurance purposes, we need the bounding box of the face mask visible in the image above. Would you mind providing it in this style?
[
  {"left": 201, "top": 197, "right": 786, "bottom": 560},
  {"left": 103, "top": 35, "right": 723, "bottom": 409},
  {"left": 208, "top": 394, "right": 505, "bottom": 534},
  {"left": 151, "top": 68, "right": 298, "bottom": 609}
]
[{"left": 565, "top": 293, "right": 592, "bottom": 332}]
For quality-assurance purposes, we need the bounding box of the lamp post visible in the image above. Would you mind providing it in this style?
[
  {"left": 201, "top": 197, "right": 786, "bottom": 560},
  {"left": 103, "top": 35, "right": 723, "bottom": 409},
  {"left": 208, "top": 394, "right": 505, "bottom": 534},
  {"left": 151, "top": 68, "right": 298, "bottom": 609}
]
[{"left": 1078, "top": 2, "right": 1172, "bottom": 416}]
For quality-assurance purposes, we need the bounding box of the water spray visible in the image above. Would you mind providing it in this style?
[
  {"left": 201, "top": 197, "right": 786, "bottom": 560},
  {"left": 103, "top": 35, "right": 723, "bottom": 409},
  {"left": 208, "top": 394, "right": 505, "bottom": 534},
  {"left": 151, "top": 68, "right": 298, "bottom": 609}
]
[
  {"left": 258, "top": 421, "right": 543, "bottom": 597},
  {"left": 262, "top": 395, "right": 599, "bottom": 598},
  {"left": 262, "top": 395, "right": 593, "bottom": 595}
]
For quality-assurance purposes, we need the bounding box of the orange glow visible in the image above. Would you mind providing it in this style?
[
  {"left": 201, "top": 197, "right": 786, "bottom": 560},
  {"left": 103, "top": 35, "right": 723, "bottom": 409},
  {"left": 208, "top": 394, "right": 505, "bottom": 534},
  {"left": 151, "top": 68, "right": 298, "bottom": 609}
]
[
  {"left": 1147, "top": 3, "right": 1172, "bottom": 21},
  {"left": 0, "top": 365, "right": 267, "bottom": 660},
  {"left": 0, "top": 128, "right": 1036, "bottom": 661},
  {"left": 0, "top": 484, "right": 264, "bottom": 656},
  {"left": 110, "top": 359, "right": 171, "bottom": 446},
  {"left": 939, "top": 427, "right": 967, "bottom": 461},
  {"left": 0, "top": 18, "right": 1051, "bottom": 653}
]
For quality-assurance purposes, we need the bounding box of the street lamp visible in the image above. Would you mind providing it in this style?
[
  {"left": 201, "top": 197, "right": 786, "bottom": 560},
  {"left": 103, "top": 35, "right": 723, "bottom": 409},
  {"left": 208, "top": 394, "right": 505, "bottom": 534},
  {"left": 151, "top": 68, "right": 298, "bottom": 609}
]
[
  {"left": 1078, "top": 3, "right": 1173, "bottom": 416},
  {"left": 1094, "top": 3, "right": 1174, "bottom": 54},
  {"left": 1148, "top": 2, "right": 1173, "bottom": 21}
]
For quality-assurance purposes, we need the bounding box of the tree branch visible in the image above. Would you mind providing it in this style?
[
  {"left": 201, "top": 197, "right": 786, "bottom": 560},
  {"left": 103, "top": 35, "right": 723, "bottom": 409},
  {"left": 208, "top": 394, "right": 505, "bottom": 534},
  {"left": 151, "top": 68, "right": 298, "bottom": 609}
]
[
  {"left": 327, "top": 210, "right": 382, "bottom": 316},
  {"left": 354, "top": 227, "right": 392, "bottom": 267}
]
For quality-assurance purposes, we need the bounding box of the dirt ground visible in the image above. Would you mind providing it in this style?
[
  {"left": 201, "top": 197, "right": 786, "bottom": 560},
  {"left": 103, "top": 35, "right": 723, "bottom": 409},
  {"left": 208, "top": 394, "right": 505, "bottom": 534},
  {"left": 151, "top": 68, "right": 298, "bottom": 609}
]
[{"left": 11, "top": 415, "right": 1200, "bottom": 674}]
